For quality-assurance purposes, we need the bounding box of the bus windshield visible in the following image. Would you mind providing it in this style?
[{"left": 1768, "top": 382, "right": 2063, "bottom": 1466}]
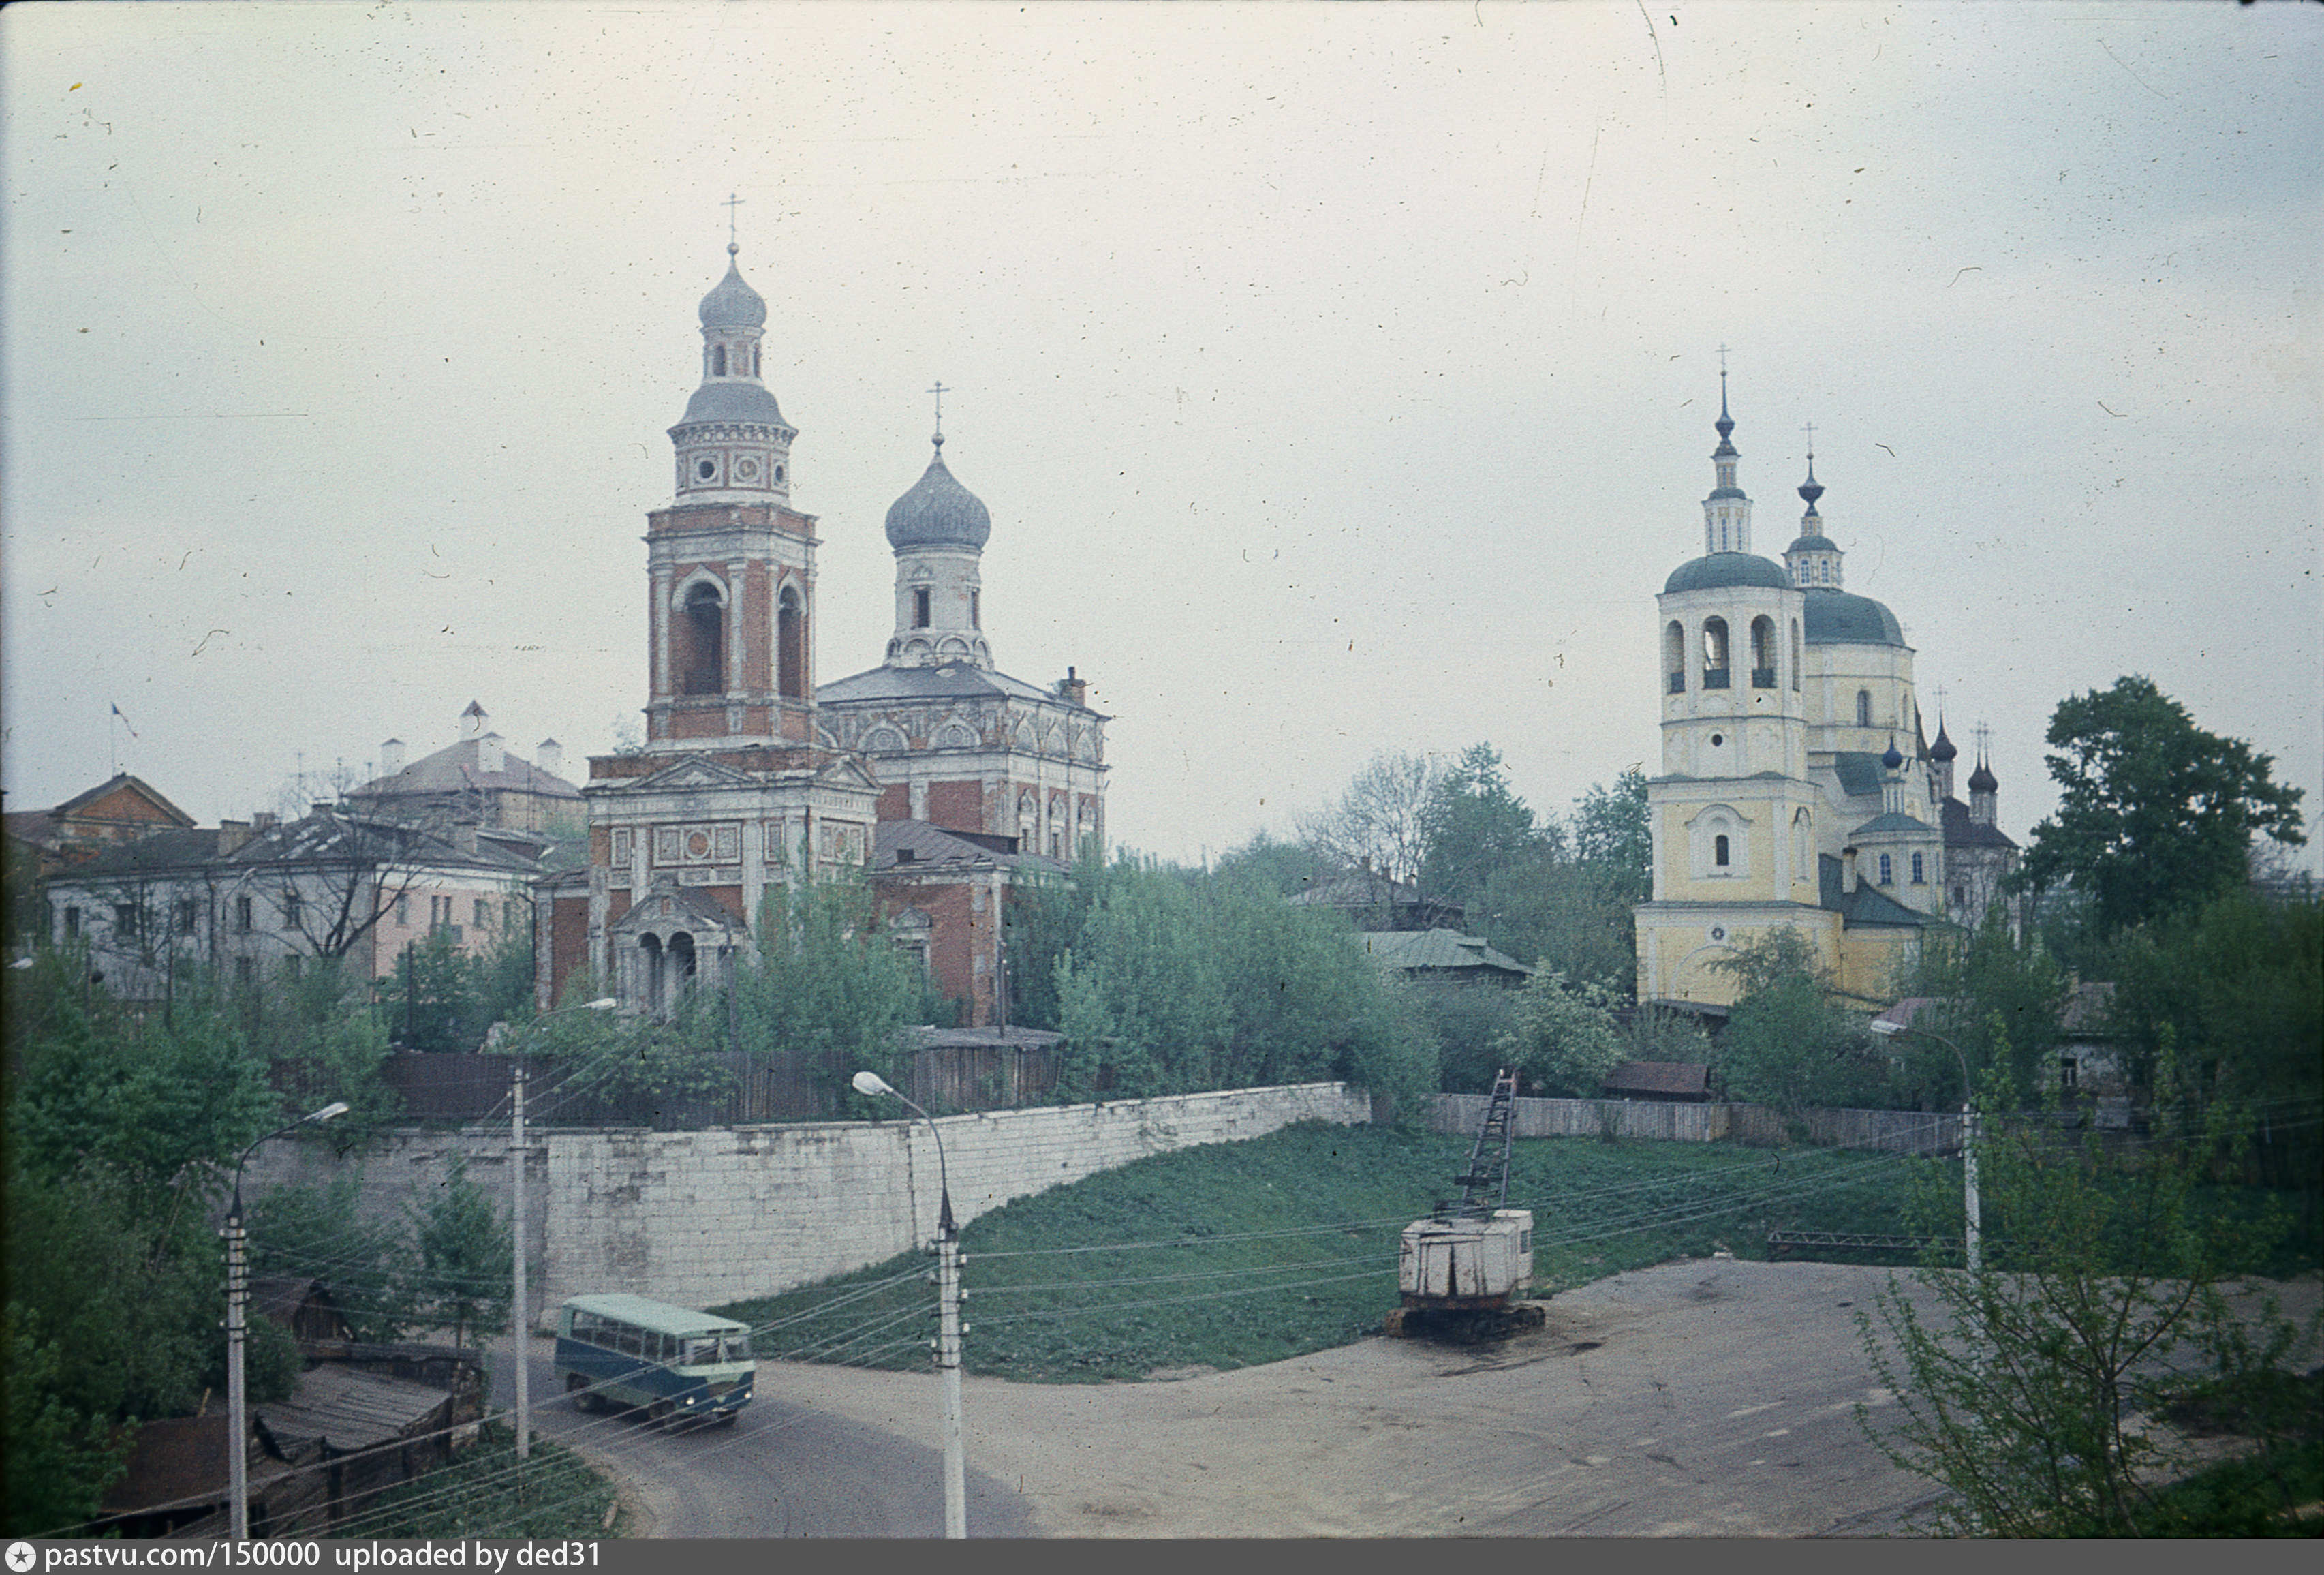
[{"left": 682, "top": 1333, "right": 752, "bottom": 1366}]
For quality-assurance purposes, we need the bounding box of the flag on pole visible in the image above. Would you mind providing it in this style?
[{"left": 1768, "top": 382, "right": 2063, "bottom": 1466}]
[{"left": 110, "top": 703, "right": 138, "bottom": 739}]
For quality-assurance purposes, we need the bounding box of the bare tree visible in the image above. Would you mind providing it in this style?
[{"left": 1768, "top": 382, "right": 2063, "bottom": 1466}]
[{"left": 1297, "top": 750, "right": 1441, "bottom": 885}]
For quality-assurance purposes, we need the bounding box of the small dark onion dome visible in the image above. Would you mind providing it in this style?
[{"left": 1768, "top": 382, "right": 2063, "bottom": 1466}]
[
  {"left": 1930, "top": 722, "right": 1959, "bottom": 763},
  {"left": 1662, "top": 553, "right": 1792, "bottom": 594},
  {"left": 1968, "top": 758, "right": 1999, "bottom": 793},
  {"left": 1802, "top": 587, "right": 1906, "bottom": 647},
  {"left": 884, "top": 438, "right": 992, "bottom": 552},
  {"left": 1882, "top": 737, "right": 1906, "bottom": 771},
  {"left": 1786, "top": 530, "right": 1835, "bottom": 555},
  {"left": 699, "top": 255, "right": 767, "bottom": 329}
]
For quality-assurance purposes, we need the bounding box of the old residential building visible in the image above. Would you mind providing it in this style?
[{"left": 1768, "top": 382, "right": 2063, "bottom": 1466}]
[
  {"left": 344, "top": 703, "right": 583, "bottom": 834},
  {"left": 40, "top": 806, "right": 544, "bottom": 1005}
]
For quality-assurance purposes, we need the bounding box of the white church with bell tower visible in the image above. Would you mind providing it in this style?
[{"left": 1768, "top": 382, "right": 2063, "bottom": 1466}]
[{"left": 1633, "top": 371, "right": 2012, "bottom": 1009}]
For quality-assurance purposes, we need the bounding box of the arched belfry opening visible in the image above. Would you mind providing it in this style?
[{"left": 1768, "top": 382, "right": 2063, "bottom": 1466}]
[{"left": 681, "top": 581, "right": 725, "bottom": 696}]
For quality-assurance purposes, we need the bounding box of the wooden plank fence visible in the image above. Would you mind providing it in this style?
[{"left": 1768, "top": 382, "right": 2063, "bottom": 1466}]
[{"left": 1432, "top": 1093, "right": 1966, "bottom": 1157}]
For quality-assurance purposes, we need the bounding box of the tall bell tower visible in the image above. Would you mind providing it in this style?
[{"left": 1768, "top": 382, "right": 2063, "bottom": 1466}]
[{"left": 642, "top": 239, "right": 817, "bottom": 751}]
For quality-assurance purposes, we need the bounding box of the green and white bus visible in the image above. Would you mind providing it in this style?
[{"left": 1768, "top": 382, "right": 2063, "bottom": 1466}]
[{"left": 554, "top": 1294, "right": 755, "bottom": 1426}]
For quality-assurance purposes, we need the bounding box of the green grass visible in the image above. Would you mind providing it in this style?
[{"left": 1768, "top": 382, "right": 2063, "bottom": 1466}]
[
  {"left": 339, "top": 1424, "right": 622, "bottom": 1540},
  {"left": 716, "top": 1120, "right": 1934, "bottom": 1383}
]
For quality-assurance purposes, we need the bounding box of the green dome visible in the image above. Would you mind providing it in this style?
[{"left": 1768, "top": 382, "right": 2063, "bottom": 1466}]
[
  {"left": 1662, "top": 553, "right": 1791, "bottom": 594},
  {"left": 1802, "top": 587, "right": 1905, "bottom": 646}
]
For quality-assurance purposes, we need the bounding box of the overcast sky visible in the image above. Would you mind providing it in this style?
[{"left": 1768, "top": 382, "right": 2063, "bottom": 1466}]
[{"left": 5, "top": 2, "right": 2318, "bottom": 874}]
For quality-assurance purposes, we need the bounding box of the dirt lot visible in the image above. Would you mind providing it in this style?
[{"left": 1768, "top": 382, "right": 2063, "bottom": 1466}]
[{"left": 757, "top": 1257, "right": 1967, "bottom": 1537}]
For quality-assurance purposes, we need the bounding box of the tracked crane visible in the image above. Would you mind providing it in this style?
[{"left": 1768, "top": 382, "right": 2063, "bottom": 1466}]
[{"left": 1385, "top": 1069, "right": 1547, "bottom": 1342}]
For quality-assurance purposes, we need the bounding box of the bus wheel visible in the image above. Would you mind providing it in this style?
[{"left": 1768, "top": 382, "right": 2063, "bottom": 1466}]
[
  {"left": 566, "top": 1374, "right": 598, "bottom": 1413},
  {"left": 649, "top": 1401, "right": 675, "bottom": 1428}
]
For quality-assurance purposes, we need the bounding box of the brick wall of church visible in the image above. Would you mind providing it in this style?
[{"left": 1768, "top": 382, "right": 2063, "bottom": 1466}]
[{"left": 927, "top": 778, "right": 985, "bottom": 836}]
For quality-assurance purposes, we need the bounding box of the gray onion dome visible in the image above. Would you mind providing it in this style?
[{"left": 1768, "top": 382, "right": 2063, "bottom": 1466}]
[
  {"left": 884, "top": 438, "right": 992, "bottom": 551},
  {"left": 698, "top": 254, "right": 766, "bottom": 330}
]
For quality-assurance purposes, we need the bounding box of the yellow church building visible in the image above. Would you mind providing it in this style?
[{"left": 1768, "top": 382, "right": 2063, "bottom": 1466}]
[{"left": 1633, "top": 380, "right": 1985, "bottom": 1008}]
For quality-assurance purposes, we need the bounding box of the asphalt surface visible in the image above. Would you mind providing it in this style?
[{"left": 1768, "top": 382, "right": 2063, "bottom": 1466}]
[{"left": 489, "top": 1341, "right": 1036, "bottom": 1538}]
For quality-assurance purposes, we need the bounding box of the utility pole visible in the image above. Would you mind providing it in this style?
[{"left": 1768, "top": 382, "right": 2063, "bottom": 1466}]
[
  {"left": 512, "top": 1061, "right": 531, "bottom": 1461},
  {"left": 935, "top": 1200, "right": 966, "bottom": 1540}
]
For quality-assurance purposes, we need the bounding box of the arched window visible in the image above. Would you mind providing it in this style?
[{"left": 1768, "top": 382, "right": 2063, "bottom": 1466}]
[
  {"left": 778, "top": 586, "right": 805, "bottom": 699},
  {"left": 712, "top": 345, "right": 727, "bottom": 376},
  {"left": 640, "top": 934, "right": 664, "bottom": 1016},
  {"left": 1794, "top": 810, "right": 1812, "bottom": 883},
  {"left": 1878, "top": 853, "right": 1894, "bottom": 885},
  {"left": 1750, "top": 616, "right": 1776, "bottom": 688},
  {"left": 682, "top": 582, "right": 724, "bottom": 695},
  {"left": 1911, "top": 852, "right": 1926, "bottom": 884},
  {"left": 1856, "top": 689, "right": 1872, "bottom": 728},
  {"left": 1665, "top": 621, "right": 1686, "bottom": 693},
  {"left": 1714, "top": 834, "right": 1731, "bottom": 868},
  {"left": 913, "top": 587, "right": 931, "bottom": 628},
  {"left": 1701, "top": 618, "right": 1731, "bottom": 689},
  {"left": 970, "top": 590, "right": 980, "bottom": 630}
]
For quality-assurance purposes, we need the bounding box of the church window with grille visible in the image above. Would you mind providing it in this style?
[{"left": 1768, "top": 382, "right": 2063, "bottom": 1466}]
[
  {"left": 914, "top": 587, "right": 931, "bottom": 628},
  {"left": 1714, "top": 834, "right": 1731, "bottom": 868},
  {"left": 1911, "top": 852, "right": 1925, "bottom": 884},
  {"left": 1878, "top": 853, "right": 1893, "bottom": 885}
]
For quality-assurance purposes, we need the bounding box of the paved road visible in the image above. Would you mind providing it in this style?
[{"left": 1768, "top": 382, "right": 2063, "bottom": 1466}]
[{"left": 489, "top": 1341, "right": 1035, "bottom": 1538}]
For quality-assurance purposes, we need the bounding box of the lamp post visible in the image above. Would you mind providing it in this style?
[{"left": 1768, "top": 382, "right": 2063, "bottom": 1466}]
[
  {"left": 512, "top": 997, "right": 616, "bottom": 1462},
  {"left": 852, "top": 1069, "right": 965, "bottom": 1540},
  {"left": 227, "top": 1099, "right": 350, "bottom": 1540},
  {"left": 1870, "top": 1016, "right": 1980, "bottom": 1274}
]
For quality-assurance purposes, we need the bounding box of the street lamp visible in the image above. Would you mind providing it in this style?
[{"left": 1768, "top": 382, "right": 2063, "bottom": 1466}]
[
  {"left": 1870, "top": 1015, "right": 1981, "bottom": 1274},
  {"left": 226, "top": 1099, "right": 350, "bottom": 1539},
  {"left": 512, "top": 997, "right": 617, "bottom": 1461},
  {"left": 852, "top": 1069, "right": 966, "bottom": 1540}
]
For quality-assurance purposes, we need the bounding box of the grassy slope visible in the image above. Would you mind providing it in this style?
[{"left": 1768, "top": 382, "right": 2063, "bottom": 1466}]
[{"left": 717, "top": 1120, "right": 1929, "bottom": 1383}]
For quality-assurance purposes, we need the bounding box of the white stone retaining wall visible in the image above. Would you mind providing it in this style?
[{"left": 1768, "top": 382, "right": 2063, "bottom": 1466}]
[{"left": 240, "top": 1082, "right": 1369, "bottom": 1328}]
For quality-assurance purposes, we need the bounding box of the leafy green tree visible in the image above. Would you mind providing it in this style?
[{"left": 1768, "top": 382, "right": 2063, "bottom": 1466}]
[
  {"left": 406, "top": 1156, "right": 511, "bottom": 1349},
  {"left": 1570, "top": 767, "right": 1652, "bottom": 903},
  {"left": 4, "top": 1302, "right": 134, "bottom": 1536},
  {"left": 736, "top": 874, "right": 946, "bottom": 1112},
  {"left": 247, "top": 1173, "right": 420, "bottom": 1344},
  {"left": 2013, "top": 676, "right": 2306, "bottom": 938},
  {"left": 1714, "top": 930, "right": 1885, "bottom": 1118},
  {"left": 2107, "top": 893, "right": 2323, "bottom": 1197},
  {"left": 1407, "top": 978, "right": 1525, "bottom": 1095},
  {"left": 1417, "top": 744, "right": 1553, "bottom": 915},
  {"left": 1857, "top": 1084, "right": 2314, "bottom": 1536},
  {"left": 1493, "top": 970, "right": 1625, "bottom": 1097},
  {"left": 1895, "top": 910, "right": 2071, "bottom": 1106},
  {"left": 1211, "top": 829, "right": 1347, "bottom": 900}
]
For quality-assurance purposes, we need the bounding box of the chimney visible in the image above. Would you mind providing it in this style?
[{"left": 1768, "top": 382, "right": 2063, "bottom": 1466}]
[
  {"left": 311, "top": 802, "right": 333, "bottom": 817},
  {"left": 1059, "top": 666, "right": 1089, "bottom": 708},
  {"left": 461, "top": 701, "right": 488, "bottom": 741},
  {"left": 1842, "top": 846, "right": 1859, "bottom": 892},
  {"left": 381, "top": 738, "right": 407, "bottom": 776},
  {"left": 478, "top": 732, "right": 506, "bottom": 776},
  {"left": 218, "top": 819, "right": 251, "bottom": 856},
  {"left": 537, "top": 739, "right": 565, "bottom": 780}
]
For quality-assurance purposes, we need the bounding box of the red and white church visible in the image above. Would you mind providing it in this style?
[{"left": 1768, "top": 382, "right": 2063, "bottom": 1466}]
[{"left": 535, "top": 245, "right": 1106, "bottom": 1026}]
